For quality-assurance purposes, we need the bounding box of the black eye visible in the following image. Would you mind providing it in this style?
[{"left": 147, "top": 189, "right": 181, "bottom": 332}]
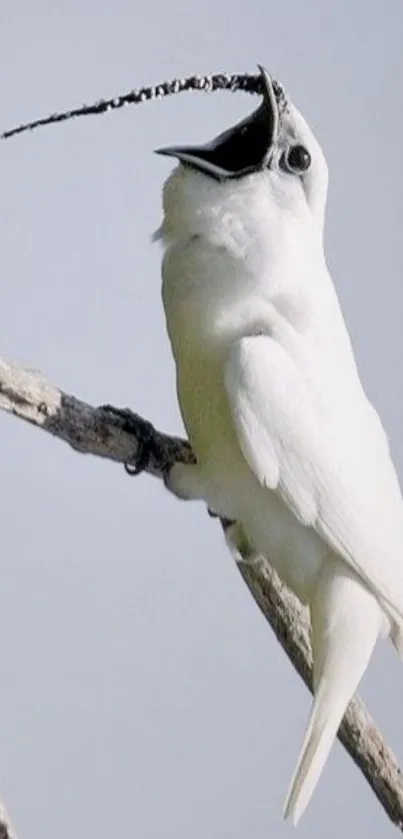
[{"left": 279, "top": 144, "right": 311, "bottom": 174}]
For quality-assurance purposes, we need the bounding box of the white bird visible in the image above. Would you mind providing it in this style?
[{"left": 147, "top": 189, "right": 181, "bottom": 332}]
[{"left": 149, "top": 65, "right": 403, "bottom": 823}]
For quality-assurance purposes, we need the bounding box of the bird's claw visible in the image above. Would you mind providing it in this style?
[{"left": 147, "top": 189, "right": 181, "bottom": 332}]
[
  {"left": 99, "top": 404, "right": 157, "bottom": 477},
  {"left": 125, "top": 418, "right": 157, "bottom": 476}
]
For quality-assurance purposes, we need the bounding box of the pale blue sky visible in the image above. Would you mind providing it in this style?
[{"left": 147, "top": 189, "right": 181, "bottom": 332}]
[{"left": 1, "top": 2, "right": 403, "bottom": 837}]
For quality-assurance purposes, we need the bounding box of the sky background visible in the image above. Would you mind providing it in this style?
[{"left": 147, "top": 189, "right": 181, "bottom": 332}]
[{"left": 1, "top": 2, "right": 403, "bottom": 837}]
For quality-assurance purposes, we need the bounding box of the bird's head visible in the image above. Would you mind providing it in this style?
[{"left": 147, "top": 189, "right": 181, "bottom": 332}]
[{"left": 156, "top": 66, "right": 329, "bottom": 244}]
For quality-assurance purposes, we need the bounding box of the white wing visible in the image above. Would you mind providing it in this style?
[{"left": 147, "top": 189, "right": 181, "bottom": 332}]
[{"left": 224, "top": 334, "right": 403, "bottom": 633}]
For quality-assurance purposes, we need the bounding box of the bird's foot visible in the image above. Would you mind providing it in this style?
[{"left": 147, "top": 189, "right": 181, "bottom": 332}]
[{"left": 99, "top": 404, "right": 159, "bottom": 476}]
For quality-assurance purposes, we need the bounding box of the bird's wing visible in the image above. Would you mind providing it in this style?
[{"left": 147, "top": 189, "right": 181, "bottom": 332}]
[{"left": 224, "top": 334, "right": 403, "bottom": 628}]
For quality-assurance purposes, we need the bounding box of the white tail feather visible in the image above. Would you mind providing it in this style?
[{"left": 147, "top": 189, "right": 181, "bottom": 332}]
[
  {"left": 283, "top": 561, "right": 383, "bottom": 825},
  {"left": 283, "top": 678, "right": 349, "bottom": 824}
]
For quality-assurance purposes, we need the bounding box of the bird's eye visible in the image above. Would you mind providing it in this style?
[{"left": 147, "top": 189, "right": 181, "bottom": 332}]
[{"left": 279, "top": 145, "right": 311, "bottom": 175}]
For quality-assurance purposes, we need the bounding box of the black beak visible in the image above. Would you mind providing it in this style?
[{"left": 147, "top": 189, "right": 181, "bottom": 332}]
[{"left": 155, "top": 65, "right": 280, "bottom": 181}]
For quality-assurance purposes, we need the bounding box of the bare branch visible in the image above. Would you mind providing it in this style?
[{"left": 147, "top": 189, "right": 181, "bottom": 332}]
[
  {"left": 0, "top": 358, "right": 193, "bottom": 474},
  {"left": 0, "top": 800, "right": 17, "bottom": 839},
  {"left": 1, "top": 356, "right": 403, "bottom": 830}
]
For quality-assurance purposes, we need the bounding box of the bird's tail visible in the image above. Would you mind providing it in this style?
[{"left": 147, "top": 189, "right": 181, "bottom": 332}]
[{"left": 283, "top": 559, "right": 383, "bottom": 825}]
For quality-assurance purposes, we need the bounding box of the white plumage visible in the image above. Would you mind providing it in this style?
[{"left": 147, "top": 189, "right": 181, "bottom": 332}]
[{"left": 154, "top": 69, "right": 403, "bottom": 823}]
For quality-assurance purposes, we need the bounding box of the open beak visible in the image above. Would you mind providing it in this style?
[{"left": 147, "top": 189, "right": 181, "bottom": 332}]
[{"left": 155, "top": 65, "right": 280, "bottom": 181}]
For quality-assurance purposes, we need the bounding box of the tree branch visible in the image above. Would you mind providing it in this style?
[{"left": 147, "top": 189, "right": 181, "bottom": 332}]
[
  {"left": 0, "top": 799, "right": 17, "bottom": 839},
  {"left": 1, "top": 356, "right": 403, "bottom": 830}
]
